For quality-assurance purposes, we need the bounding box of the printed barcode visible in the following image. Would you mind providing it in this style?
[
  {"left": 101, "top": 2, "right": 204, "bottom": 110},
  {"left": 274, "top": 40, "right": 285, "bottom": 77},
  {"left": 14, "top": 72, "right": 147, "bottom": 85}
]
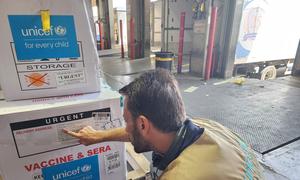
[
  {"left": 107, "top": 153, "right": 119, "bottom": 160},
  {"left": 108, "top": 161, "right": 121, "bottom": 171},
  {"left": 105, "top": 151, "right": 121, "bottom": 174},
  {"left": 92, "top": 112, "right": 110, "bottom": 121}
]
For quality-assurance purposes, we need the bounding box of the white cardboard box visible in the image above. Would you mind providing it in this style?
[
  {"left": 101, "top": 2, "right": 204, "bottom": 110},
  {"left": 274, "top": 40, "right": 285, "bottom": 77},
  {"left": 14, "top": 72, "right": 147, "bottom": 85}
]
[
  {"left": 0, "top": 0, "right": 101, "bottom": 100},
  {"left": 0, "top": 89, "right": 127, "bottom": 180}
]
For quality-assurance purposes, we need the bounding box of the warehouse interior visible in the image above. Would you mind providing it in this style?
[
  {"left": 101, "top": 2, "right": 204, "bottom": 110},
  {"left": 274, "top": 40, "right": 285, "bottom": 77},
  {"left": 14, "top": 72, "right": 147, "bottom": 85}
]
[{"left": 0, "top": 0, "right": 300, "bottom": 179}]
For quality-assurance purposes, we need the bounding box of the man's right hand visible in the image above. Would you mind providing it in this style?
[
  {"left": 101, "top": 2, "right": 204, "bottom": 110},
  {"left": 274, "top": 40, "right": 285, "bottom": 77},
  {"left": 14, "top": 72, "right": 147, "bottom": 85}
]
[
  {"left": 63, "top": 126, "right": 130, "bottom": 145},
  {"left": 63, "top": 126, "right": 104, "bottom": 146}
]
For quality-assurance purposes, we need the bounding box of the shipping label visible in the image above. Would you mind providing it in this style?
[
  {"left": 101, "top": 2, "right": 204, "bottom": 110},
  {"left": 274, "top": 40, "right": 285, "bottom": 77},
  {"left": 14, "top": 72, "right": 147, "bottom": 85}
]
[
  {"left": 10, "top": 108, "right": 123, "bottom": 158},
  {"left": 10, "top": 41, "right": 86, "bottom": 90}
]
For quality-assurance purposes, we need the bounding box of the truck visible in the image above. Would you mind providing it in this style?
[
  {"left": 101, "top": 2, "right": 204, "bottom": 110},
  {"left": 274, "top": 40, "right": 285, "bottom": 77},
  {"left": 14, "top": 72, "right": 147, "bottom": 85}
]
[{"left": 234, "top": 0, "right": 300, "bottom": 80}]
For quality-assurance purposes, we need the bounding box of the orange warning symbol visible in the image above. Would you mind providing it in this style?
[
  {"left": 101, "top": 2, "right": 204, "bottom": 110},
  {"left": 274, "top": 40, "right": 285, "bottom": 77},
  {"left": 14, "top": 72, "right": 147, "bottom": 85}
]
[{"left": 25, "top": 73, "right": 49, "bottom": 87}]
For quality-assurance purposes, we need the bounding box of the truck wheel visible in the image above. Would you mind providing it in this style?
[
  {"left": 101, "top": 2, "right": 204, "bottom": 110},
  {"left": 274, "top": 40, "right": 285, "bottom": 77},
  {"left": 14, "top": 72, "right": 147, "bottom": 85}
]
[{"left": 260, "top": 65, "right": 277, "bottom": 80}]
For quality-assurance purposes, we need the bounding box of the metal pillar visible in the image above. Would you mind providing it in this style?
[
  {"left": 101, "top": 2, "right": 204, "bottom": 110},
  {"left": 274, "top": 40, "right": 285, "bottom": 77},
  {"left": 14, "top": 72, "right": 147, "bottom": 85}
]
[
  {"left": 161, "top": 0, "right": 166, "bottom": 51},
  {"left": 160, "top": 0, "right": 170, "bottom": 52},
  {"left": 150, "top": 3, "right": 155, "bottom": 45},
  {"left": 96, "top": 0, "right": 114, "bottom": 49},
  {"left": 190, "top": 0, "right": 211, "bottom": 77},
  {"left": 126, "top": 0, "right": 150, "bottom": 59},
  {"left": 205, "top": 7, "right": 218, "bottom": 81},
  {"left": 166, "top": 0, "right": 170, "bottom": 51},
  {"left": 177, "top": 12, "right": 186, "bottom": 73},
  {"left": 130, "top": 17, "right": 135, "bottom": 60},
  {"left": 120, "top": 20, "right": 125, "bottom": 58},
  {"left": 188, "top": 0, "right": 243, "bottom": 78},
  {"left": 217, "top": 0, "right": 244, "bottom": 78},
  {"left": 292, "top": 40, "right": 300, "bottom": 76}
]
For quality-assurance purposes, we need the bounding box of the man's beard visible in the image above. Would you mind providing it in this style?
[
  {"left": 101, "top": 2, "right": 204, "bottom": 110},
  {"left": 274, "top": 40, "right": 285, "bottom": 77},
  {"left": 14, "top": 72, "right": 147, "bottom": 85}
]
[{"left": 131, "top": 126, "right": 152, "bottom": 153}]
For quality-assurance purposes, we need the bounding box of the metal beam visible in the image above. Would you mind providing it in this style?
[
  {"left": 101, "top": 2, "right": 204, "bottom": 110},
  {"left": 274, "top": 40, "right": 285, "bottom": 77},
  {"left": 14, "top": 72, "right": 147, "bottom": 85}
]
[
  {"left": 220, "top": 0, "right": 244, "bottom": 78},
  {"left": 292, "top": 41, "right": 300, "bottom": 76}
]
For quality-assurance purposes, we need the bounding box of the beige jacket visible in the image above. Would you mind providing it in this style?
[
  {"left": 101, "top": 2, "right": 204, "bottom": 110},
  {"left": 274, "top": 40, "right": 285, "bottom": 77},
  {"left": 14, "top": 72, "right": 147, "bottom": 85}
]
[{"left": 159, "top": 118, "right": 263, "bottom": 180}]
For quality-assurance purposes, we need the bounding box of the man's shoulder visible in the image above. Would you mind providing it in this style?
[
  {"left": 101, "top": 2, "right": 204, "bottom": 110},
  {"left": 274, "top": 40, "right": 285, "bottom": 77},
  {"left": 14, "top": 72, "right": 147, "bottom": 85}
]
[
  {"left": 190, "top": 118, "right": 226, "bottom": 129},
  {"left": 190, "top": 118, "right": 243, "bottom": 141},
  {"left": 159, "top": 131, "right": 222, "bottom": 179},
  {"left": 160, "top": 118, "right": 264, "bottom": 180},
  {"left": 160, "top": 137, "right": 262, "bottom": 180},
  {"left": 159, "top": 146, "right": 220, "bottom": 179}
]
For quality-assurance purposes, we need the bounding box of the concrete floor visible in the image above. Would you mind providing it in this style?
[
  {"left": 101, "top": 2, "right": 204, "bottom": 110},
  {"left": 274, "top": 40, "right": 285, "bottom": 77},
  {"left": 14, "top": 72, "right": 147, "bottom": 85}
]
[{"left": 100, "top": 51, "right": 300, "bottom": 180}]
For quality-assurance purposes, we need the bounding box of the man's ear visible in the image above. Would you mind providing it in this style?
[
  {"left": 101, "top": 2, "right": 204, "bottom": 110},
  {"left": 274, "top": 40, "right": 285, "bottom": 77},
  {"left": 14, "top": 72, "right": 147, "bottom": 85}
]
[{"left": 136, "top": 115, "right": 150, "bottom": 135}]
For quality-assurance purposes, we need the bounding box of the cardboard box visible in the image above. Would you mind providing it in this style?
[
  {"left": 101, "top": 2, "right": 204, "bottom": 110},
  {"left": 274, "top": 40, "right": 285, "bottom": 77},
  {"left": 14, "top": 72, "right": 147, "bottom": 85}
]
[
  {"left": 0, "top": 89, "right": 127, "bottom": 180},
  {"left": 0, "top": 0, "right": 101, "bottom": 100}
]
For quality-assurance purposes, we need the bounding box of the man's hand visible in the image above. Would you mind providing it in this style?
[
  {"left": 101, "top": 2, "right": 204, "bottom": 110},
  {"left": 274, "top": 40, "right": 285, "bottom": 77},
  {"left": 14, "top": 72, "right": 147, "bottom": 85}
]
[
  {"left": 63, "top": 126, "right": 130, "bottom": 145},
  {"left": 63, "top": 126, "right": 104, "bottom": 146}
]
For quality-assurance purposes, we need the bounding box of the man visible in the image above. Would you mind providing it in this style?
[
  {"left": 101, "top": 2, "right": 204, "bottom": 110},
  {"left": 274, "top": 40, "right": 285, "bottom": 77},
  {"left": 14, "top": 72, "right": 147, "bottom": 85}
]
[{"left": 64, "top": 69, "right": 263, "bottom": 179}]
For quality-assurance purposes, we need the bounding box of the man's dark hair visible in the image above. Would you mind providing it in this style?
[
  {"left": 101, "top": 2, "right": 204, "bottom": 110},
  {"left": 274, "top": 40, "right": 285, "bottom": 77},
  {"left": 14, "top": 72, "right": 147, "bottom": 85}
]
[{"left": 119, "top": 68, "right": 185, "bottom": 132}]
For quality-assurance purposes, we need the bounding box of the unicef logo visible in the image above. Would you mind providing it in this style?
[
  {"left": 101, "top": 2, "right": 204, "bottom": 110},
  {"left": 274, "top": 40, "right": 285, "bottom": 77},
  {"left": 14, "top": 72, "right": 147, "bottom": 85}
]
[
  {"left": 81, "top": 164, "right": 92, "bottom": 172},
  {"left": 54, "top": 26, "right": 67, "bottom": 36}
]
